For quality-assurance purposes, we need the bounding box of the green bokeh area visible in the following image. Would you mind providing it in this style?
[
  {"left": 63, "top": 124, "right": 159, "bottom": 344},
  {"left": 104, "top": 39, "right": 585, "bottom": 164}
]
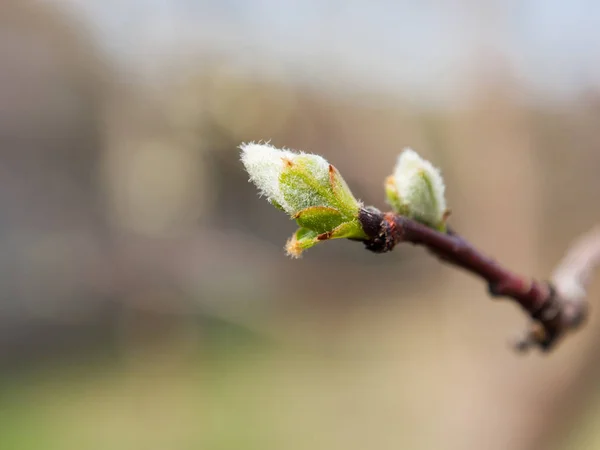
[
  {"left": 0, "top": 315, "right": 435, "bottom": 450},
  {"left": 0, "top": 324, "right": 283, "bottom": 450}
]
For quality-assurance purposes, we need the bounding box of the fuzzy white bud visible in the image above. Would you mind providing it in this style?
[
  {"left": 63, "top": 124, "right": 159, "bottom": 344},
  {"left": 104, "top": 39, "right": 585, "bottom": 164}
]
[
  {"left": 387, "top": 148, "right": 447, "bottom": 230},
  {"left": 240, "top": 142, "right": 296, "bottom": 213},
  {"left": 240, "top": 142, "right": 339, "bottom": 215},
  {"left": 240, "top": 141, "right": 366, "bottom": 256}
]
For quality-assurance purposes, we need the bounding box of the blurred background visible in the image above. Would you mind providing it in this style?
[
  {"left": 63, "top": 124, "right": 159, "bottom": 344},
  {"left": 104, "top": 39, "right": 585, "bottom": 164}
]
[{"left": 1, "top": 1, "right": 600, "bottom": 449}]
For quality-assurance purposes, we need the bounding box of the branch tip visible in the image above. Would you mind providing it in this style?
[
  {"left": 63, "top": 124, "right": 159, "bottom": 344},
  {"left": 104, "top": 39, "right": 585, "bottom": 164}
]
[{"left": 359, "top": 209, "right": 592, "bottom": 352}]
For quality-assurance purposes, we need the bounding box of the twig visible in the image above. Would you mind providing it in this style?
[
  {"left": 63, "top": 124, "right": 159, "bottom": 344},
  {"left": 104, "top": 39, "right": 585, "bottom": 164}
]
[{"left": 358, "top": 207, "right": 592, "bottom": 352}]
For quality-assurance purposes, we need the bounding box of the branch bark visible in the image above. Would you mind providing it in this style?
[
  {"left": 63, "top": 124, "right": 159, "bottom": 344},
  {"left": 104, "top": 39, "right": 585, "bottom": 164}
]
[{"left": 358, "top": 207, "right": 591, "bottom": 352}]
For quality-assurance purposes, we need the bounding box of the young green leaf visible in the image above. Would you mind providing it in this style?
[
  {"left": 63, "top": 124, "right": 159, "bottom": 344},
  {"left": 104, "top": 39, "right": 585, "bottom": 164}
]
[
  {"left": 386, "top": 148, "right": 448, "bottom": 231},
  {"left": 240, "top": 142, "right": 366, "bottom": 257}
]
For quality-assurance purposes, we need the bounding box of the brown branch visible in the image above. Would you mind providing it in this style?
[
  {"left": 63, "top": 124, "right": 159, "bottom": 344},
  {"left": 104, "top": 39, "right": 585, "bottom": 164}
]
[{"left": 358, "top": 207, "right": 591, "bottom": 352}]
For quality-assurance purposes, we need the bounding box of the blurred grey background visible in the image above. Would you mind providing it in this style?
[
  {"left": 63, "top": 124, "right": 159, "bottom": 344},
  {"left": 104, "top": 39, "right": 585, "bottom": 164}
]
[{"left": 1, "top": 1, "right": 600, "bottom": 449}]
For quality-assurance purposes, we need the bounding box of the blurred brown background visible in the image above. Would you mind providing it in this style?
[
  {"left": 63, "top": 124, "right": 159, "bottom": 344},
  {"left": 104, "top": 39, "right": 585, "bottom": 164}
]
[{"left": 1, "top": 1, "right": 600, "bottom": 449}]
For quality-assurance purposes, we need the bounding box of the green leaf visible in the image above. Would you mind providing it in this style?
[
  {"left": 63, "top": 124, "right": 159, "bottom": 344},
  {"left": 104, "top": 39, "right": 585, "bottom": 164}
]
[
  {"left": 406, "top": 170, "right": 446, "bottom": 231},
  {"left": 240, "top": 142, "right": 369, "bottom": 257},
  {"left": 387, "top": 148, "right": 448, "bottom": 231},
  {"left": 327, "top": 219, "right": 368, "bottom": 240},
  {"left": 327, "top": 164, "right": 361, "bottom": 218},
  {"left": 293, "top": 206, "right": 345, "bottom": 234},
  {"left": 285, "top": 228, "right": 320, "bottom": 258},
  {"left": 280, "top": 163, "right": 337, "bottom": 212},
  {"left": 417, "top": 170, "right": 447, "bottom": 232}
]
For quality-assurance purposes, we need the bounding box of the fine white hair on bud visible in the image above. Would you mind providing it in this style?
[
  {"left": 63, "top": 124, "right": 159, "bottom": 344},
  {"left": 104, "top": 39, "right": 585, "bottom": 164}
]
[
  {"left": 240, "top": 141, "right": 334, "bottom": 215},
  {"left": 240, "top": 141, "right": 366, "bottom": 256},
  {"left": 239, "top": 142, "right": 296, "bottom": 212},
  {"left": 388, "top": 148, "right": 447, "bottom": 230}
]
